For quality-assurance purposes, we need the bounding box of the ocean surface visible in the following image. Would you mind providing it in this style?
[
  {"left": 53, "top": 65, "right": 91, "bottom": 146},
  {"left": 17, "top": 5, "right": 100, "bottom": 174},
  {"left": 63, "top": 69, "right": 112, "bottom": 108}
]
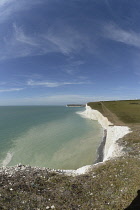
[{"left": 0, "top": 106, "right": 102, "bottom": 170}]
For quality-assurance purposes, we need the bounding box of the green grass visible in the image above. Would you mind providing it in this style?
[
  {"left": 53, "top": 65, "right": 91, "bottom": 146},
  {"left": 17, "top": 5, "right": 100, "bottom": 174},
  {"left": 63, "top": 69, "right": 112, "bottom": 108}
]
[
  {"left": 103, "top": 100, "right": 140, "bottom": 124},
  {"left": 87, "top": 102, "right": 104, "bottom": 114},
  {"left": 88, "top": 100, "right": 140, "bottom": 124}
]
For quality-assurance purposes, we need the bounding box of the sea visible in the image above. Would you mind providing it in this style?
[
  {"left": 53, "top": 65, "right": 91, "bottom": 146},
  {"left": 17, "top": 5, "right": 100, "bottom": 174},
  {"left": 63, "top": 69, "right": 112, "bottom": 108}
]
[{"left": 0, "top": 106, "right": 103, "bottom": 170}]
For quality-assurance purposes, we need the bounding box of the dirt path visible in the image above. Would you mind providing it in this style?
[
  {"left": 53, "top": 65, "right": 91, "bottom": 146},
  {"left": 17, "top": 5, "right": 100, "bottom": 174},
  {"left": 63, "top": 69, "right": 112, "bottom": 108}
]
[{"left": 100, "top": 102, "right": 125, "bottom": 125}]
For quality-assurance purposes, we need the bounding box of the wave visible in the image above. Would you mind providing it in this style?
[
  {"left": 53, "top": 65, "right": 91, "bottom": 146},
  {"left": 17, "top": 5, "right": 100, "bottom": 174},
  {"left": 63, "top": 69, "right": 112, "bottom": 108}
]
[
  {"left": 2, "top": 151, "right": 14, "bottom": 167},
  {"left": 76, "top": 110, "right": 87, "bottom": 118}
]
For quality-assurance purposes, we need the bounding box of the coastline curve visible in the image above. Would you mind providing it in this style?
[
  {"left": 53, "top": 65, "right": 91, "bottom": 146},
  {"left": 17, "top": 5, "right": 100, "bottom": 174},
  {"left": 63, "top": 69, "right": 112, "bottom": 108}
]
[
  {"left": 80, "top": 104, "right": 131, "bottom": 161},
  {"left": 0, "top": 104, "right": 131, "bottom": 177}
]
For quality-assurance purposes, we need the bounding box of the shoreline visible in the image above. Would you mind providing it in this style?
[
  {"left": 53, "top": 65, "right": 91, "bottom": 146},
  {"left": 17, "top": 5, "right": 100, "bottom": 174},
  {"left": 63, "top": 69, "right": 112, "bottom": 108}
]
[
  {"left": 82, "top": 105, "right": 131, "bottom": 161},
  {"left": 0, "top": 104, "right": 131, "bottom": 176},
  {"left": 61, "top": 104, "right": 131, "bottom": 176},
  {"left": 95, "top": 129, "right": 107, "bottom": 163}
]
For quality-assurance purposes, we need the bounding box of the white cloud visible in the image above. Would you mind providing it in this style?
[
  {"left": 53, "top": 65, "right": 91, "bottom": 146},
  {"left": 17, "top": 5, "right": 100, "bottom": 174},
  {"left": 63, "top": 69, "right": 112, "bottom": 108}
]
[
  {"left": 45, "top": 22, "right": 90, "bottom": 55},
  {"left": 0, "top": 8, "right": 95, "bottom": 60},
  {"left": 0, "top": 88, "right": 24, "bottom": 93},
  {"left": 13, "top": 24, "right": 39, "bottom": 47},
  {"left": 0, "top": 0, "right": 43, "bottom": 23},
  {"left": 104, "top": 23, "right": 140, "bottom": 48},
  {"left": 0, "top": 24, "right": 60, "bottom": 60},
  {"left": 27, "top": 79, "right": 89, "bottom": 87},
  {"left": 1, "top": 22, "right": 89, "bottom": 60}
]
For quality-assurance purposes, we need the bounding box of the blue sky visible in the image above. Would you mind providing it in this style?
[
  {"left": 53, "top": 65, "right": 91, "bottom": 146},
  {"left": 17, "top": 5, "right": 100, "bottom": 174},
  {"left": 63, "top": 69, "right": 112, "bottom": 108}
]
[{"left": 0, "top": 0, "right": 140, "bottom": 105}]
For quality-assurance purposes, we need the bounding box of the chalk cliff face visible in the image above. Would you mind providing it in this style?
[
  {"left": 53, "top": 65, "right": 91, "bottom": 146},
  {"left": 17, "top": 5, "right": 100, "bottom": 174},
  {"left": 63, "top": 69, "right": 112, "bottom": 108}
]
[
  {"left": 83, "top": 104, "right": 113, "bottom": 129},
  {"left": 80, "top": 105, "right": 130, "bottom": 161},
  {"left": 104, "top": 126, "right": 130, "bottom": 160}
]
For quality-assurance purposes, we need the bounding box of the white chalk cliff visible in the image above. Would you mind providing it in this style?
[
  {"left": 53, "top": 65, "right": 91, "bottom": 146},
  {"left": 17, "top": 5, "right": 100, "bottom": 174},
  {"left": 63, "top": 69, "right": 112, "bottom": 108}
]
[{"left": 80, "top": 104, "right": 130, "bottom": 161}]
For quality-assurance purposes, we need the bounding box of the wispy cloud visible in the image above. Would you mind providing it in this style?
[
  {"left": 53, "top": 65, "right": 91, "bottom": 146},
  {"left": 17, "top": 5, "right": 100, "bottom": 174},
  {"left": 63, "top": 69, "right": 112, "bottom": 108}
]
[
  {"left": 0, "top": 88, "right": 24, "bottom": 93},
  {"left": 45, "top": 23, "right": 89, "bottom": 55},
  {"left": 27, "top": 79, "right": 90, "bottom": 87},
  {"left": 104, "top": 23, "right": 140, "bottom": 48},
  {"left": 1, "top": 22, "right": 90, "bottom": 60},
  {"left": 63, "top": 59, "right": 85, "bottom": 75},
  {"left": 0, "top": 2, "right": 99, "bottom": 61},
  {"left": 13, "top": 24, "right": 39, "bottom": 47},
  {"left": 0, "top": 23, "right": 60, "bottom": 60},
  {"left": 0, "top": 0, "right": 14, "bottom": 7},
  {"left": 0, "top": 0, "right": 43, "bottom": 23},
  {"left": 0, "top": 18, "right": 96, "bottom": 60}
]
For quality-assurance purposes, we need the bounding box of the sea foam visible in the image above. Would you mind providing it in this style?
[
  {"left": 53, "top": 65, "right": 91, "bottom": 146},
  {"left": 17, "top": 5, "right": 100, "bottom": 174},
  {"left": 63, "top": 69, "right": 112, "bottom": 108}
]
[{"left": 2, "top": 152, "right": 14, "bottom": 167}]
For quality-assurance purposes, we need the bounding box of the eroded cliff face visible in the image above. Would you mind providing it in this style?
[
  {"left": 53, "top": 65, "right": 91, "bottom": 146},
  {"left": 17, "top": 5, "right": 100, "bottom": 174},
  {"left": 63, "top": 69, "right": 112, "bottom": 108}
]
[
  {"left": 104, "top": 126, "right": 130, "bottom": 160},
  {"left": 81, "top": 105, "right": 130, "bottom": 161},
  {"left": 83, "top": 104, "right": 113, "bottom": 129}
]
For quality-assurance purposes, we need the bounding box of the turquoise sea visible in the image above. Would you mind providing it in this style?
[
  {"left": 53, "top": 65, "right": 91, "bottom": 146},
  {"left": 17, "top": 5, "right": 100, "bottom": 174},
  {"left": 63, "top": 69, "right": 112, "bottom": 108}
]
[{"left": 0, "top": 106, "right": 102, "bottom": 170}]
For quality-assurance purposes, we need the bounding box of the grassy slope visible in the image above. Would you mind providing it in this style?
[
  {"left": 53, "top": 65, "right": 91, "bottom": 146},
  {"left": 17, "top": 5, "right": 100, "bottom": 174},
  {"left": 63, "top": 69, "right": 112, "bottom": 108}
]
[
  {"left": 88, "top": 100, "right": 140, "bottom": 125},
  {"left": 0, "top": 100, "right": 140, "bottom": 209}
]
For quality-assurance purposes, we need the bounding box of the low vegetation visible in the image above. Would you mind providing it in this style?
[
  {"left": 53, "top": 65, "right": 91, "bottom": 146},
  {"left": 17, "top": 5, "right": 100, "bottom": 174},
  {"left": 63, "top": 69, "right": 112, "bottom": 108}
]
[
  {"left": 0, "top": 157, "right": 140, "bottom": 209},
  {"left": 88, "top": 100, "right": 140, "bottom": 124},
  {"left": 0, "top": 100, "right": 140, "bottom": 209}
]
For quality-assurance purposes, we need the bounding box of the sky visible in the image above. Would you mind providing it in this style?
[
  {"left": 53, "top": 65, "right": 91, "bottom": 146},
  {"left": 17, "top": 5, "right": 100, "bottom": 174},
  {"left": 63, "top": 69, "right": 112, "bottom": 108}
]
[{"left": 0, "top": 0, "right": 140, "bottom": 105}]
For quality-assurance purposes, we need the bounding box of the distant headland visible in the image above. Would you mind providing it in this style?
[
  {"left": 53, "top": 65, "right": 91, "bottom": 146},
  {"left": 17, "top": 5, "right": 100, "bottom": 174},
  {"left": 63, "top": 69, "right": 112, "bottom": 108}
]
[{"left": 66, "top": 104, "right": 86, "bottom": 107}]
